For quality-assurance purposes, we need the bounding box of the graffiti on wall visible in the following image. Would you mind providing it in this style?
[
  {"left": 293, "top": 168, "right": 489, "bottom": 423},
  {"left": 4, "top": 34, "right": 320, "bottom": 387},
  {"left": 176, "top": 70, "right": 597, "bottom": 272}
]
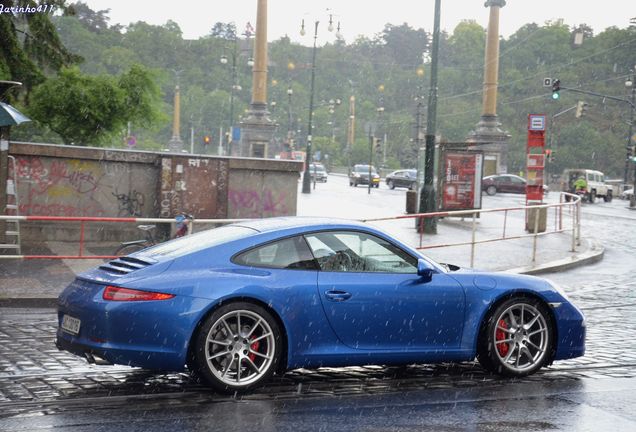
[
  {"left": 228, "top": 189, "right": 289, "bottom": 218},
  {"left": 112, "top": 190, "right": 145, "bottom": 217},
  {"left": 12, "top": 156, "right": 155, "bottom": 217}
]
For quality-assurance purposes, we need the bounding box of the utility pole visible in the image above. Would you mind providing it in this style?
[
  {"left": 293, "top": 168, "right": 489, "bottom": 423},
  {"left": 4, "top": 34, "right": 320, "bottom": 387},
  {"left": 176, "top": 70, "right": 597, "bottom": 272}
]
[
  {"left": 628, "top": 68, "right": 636, "bottom": 209},
  {"left": 419, "top": 0, "right": 441, "bottom": 234}
]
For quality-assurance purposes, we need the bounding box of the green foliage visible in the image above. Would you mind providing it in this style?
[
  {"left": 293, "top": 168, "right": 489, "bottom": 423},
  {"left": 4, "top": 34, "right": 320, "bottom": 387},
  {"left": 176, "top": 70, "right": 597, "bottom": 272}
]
[
  {"left": 27, "top": 66, "right": 165, "bottom": 145},
  {"left": 0, "top": 0, "right": 81, "bottom": 94},
  {"left": 6, "top": 2, "right": 633, "bottom": 177}
]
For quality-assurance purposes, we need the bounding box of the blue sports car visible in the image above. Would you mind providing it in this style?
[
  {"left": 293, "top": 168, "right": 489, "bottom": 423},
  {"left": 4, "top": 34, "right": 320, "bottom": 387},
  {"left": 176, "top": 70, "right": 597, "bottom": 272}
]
[{"left": 56, "top": 217, "right": 585, "bottom": 393}]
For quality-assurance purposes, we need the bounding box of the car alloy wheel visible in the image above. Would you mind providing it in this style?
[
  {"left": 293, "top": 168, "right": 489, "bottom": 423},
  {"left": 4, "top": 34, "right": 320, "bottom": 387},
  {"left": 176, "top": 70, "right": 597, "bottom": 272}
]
[
  {"left": 388, "top": 180, "right": 395, "bottom": 189},
  {"left": 192, "top": 302, "right": 281, "bottom": 393},
  {"left": 478, "top": 297, "right": 552, "bottom": 376},
  {"left": 486, "top": 185, "right": 497, "bottom": 196}
]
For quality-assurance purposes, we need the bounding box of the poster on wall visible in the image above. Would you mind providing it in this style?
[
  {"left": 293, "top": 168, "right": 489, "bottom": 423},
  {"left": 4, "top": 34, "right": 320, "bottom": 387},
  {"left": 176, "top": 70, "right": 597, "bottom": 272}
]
[{"left": 440, "top": 150, "right": 484, "bottom": 211}]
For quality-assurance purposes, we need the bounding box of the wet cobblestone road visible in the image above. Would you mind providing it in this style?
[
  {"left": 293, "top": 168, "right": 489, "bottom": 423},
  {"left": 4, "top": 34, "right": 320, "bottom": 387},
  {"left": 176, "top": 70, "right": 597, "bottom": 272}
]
[
  {"left": 2, "top": 270, "right": 635, "bottom": 419},
  {"left": 2, "top": 196, "right": 635, "bottom": 426}
]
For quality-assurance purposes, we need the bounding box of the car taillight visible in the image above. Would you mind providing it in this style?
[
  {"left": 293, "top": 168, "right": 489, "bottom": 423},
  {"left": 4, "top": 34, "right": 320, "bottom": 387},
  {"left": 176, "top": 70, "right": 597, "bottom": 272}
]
[{"left": 102, "top": 286, "right": 175, "bottom": 301}]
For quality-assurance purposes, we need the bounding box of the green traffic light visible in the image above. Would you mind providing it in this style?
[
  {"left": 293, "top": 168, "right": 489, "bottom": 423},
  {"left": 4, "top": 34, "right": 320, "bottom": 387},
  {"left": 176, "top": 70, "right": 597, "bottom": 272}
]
[{"left": 552, "top": 92, "right": 560, "bottom": 100}]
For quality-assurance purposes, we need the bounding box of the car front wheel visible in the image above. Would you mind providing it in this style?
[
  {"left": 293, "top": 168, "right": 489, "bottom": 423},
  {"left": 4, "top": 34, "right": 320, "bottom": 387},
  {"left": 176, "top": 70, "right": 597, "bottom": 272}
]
[
  {"left": 477, "top": 297, "right": 553, "bottom": 377},
  {"left": 486, "top": 185, "right": 497, "bottom": 196},
  {"left": 388, "top": 180, "right": 395, "bottom": 189},
  {"left": 190, "top": 302, "right": 282, "bottom": 393}
]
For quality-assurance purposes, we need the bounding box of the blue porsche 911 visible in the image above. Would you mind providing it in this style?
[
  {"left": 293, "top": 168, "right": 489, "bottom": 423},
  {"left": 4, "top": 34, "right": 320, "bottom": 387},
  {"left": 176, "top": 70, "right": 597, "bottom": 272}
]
[{"left": 56, "top": 217, "right": 585, "bottom": 393}]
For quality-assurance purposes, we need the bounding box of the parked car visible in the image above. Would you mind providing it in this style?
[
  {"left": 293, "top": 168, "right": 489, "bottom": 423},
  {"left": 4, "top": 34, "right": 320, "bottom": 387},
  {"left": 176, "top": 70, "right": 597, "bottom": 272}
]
[
  {"left": 562, "top": 169, "right": 613, "bottom": 203},
  {"left": 386, "top": 169, "right": 417, "bottom": 190},
  {"left": 482, "top": 174, "right": 549, "bottom": 196},
  {"left": 56, "top": 217, "right": 585, "bottom": 394},
  {"left": 349, "top": 164, "right": 380, "bottom": 187},
  {"left": 621, "top": 188, "right": 634, "bottom": 200},
  {"left": 309, "top": 163, "right": 328, "bottom": 183}
]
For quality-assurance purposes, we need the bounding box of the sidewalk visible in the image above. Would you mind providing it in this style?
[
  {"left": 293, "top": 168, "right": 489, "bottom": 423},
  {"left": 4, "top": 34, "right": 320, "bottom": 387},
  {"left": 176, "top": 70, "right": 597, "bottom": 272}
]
[{"left": 0, "top": 217, "right": 603, "bottom": 306}]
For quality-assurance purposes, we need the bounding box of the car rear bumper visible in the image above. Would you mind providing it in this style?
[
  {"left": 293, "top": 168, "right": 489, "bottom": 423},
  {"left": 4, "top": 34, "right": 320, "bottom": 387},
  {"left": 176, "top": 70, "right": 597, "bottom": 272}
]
[{"left": 56, "top": 330, "right": 185, "bottom": 370}]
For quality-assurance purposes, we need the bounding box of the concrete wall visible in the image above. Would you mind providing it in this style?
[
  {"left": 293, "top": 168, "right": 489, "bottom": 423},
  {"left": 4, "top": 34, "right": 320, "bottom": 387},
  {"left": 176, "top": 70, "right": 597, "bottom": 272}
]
[{"left": 7, "top": 142, "right": 302, "bottom": 242}]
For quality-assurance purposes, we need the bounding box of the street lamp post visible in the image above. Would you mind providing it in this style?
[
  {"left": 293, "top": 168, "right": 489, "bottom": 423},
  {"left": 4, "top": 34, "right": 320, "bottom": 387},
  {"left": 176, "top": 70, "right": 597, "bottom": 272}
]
[
  {"left": 220, "top": 35, "right": 253, "bottom": 156},
  {"left": 626, "top": 69, "right": 636, "bottom": 209},
  {"left": 419, "top": 0, "right": 441, "bottom": 233},
  {"left": 287, "top": 86, "right": 294, "bottom": 149},
  {"left": 301, "top": 20, "right": 319, "bottom": 194},
  {"left": 300, "top": 14, "right": 340, "bottom": 194}
]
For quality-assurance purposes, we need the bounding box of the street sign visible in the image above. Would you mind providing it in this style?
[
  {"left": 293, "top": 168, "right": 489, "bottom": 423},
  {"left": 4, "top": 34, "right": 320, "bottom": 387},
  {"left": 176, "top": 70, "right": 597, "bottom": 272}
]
[{"left": 528, "top": 114, "right": 546, "bottom": 131}]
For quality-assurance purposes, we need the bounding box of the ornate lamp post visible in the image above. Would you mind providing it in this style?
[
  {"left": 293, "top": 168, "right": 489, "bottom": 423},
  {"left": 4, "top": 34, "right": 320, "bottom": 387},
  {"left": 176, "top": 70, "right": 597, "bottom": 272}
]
[
  {"left": 220, "top": 34, "right": 254, "bottom": 155},
  {"left": 626, "top": 68, "right": 636, "bottom": 208},
  {"left": 300, "top": 14, "right": 341, "bottom": 194}
]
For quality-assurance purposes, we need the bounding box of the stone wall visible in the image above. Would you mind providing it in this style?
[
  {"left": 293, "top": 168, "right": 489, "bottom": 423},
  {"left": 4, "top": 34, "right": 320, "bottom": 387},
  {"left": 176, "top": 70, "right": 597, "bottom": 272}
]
[{"left": 7, "top": 142, "right": 302, "bottom": 242}]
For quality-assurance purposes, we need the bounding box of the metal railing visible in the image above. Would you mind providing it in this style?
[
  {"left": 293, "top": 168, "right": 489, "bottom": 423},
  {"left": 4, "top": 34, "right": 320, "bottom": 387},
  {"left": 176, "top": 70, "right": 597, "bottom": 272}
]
[
  {"left": 0, "top": 216, "right": 247, "bottom": 259},
  {"left": 361, "top": 192, "right": 582, "bottom": 267},
  {"left": 1, "top": 193, "right": 581, "bottom": 264}
]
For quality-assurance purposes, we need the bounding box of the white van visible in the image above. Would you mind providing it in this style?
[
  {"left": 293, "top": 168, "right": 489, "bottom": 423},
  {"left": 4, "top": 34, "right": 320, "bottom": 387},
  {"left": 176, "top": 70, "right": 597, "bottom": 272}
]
[{"left": 562, "top": 169, "right": 613, "bottom": 203}]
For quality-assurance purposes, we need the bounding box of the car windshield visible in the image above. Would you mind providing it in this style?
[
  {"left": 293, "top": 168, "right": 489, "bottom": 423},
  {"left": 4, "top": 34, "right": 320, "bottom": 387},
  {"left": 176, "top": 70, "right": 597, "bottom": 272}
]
[{"left": 355, "top": 166, "right": 377, "bottom": 174}]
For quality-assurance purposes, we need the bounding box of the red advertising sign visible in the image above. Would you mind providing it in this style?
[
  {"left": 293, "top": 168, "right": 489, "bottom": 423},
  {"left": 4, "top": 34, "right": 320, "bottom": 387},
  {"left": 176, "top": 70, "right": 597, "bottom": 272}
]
[{"left": 440, "top": 151, "right": 483, "bottom": 211}]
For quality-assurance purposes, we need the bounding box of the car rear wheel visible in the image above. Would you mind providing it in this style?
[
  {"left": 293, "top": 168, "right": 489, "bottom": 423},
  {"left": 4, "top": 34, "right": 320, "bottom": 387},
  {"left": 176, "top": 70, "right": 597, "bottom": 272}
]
[
  {"left": 477, "top": 297, "right": 553, "bottom": 377},
  {"left": 191, "top": 302, "right": 282, "bottom": 393},
  {"left": 486, "top": 185, "right": 497, "bottom": 196}
]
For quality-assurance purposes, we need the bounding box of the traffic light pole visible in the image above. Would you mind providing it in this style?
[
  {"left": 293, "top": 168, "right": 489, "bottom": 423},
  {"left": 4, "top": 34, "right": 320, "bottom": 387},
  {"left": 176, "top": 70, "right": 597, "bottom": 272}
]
[{"left": 554, "top": 82, "right": 636, "bottom": 188}]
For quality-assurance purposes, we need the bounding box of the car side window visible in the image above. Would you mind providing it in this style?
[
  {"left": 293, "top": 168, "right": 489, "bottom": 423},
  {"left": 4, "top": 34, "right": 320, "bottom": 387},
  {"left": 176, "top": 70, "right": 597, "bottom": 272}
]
[
  {"left": 234, "top": 236, "right": 317, "bottom": 270},
  {"left": 304, "top": 231, "right": 417, "bottom": 273}
]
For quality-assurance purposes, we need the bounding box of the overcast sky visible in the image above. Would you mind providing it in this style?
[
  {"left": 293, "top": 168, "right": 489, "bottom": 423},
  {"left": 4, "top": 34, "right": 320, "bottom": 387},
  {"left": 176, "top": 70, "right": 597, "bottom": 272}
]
[{"left": 83, "top": 0, "right": 633, "bottom": 43}]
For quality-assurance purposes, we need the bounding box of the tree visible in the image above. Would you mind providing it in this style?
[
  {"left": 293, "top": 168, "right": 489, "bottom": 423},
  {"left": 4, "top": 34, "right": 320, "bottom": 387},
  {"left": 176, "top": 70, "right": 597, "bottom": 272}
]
[
  {"left": 27, "top": 66, "right": 164, "bottom": 145},
  {"left": 69, "top": 1, "right": 111, "bottom": 33},
  {"left": 0, "top": 0, "right": 80, "bottom": 96},
  {"left": 210, "top": 22, "right": 237, "bottom": 40}
]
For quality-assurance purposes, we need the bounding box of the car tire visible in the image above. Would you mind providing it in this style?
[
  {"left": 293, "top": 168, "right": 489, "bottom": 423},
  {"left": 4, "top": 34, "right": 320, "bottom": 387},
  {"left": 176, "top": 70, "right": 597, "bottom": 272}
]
[
  {"left": 477, "top": 297, "right": 553, "bottom": 377},
  {"left": 604, "top": 191, "right": 612, "bottom": 202},
  {"left": 374, "top": 183, "right": 379, "bottom": 188},
  {"left": 589, "top": 190, "right": 596, "bottom": 204},
  {"left": 388, "top": 180, "right": 395, "bottom": 190},
  {"left": 190, "top": 302, "right": 282, "bottom": 394},
  {"left": 486, "top": 185, "right": 497, "bottom": 196}
]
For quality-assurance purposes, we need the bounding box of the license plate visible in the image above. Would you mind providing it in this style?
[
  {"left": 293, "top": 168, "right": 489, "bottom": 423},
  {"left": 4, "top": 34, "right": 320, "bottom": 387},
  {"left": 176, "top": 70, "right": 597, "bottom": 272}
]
[{"left": 61, "top": 315, "right": 81, "bottom": 335}]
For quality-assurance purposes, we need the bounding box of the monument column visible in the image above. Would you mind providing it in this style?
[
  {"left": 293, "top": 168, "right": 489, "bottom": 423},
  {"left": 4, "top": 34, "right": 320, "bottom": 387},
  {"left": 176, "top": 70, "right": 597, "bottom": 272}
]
[
  {"left": 168, "top": 80, "right": 184, "bottom": 152},
  {"left": 467, "top": 0, "right": 510, "bottom": 175},
  {"left": 239, "top": 0, "right": 276, "bottom": 158}
]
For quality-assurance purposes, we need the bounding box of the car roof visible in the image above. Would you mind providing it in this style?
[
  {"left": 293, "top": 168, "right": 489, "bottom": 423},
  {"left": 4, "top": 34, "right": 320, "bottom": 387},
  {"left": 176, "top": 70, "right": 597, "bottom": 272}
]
[{"left": 233, "top": 216, "right": 371, "bottom": 233}]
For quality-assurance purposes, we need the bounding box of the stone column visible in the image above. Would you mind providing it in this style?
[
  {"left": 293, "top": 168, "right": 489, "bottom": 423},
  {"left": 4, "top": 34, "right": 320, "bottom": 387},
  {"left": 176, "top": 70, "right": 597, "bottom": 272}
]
[
  {"left": 239, "top": 0, "right": 277, "bottom": 158},
  {"left": 168, "top": 84, "right": 184, "bottom": 152},
  {"left": 467, "top": 0, "right": 510, "bottom": 176}
]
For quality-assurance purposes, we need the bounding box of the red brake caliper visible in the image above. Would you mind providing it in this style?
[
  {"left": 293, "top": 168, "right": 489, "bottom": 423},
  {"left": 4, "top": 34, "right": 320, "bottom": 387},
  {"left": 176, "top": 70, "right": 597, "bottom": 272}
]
[
  {"left": 496, "top": 319, "right": 509, "bottom": 357},
  {"left": 248, "top": 337, "right": 260, "bottom": 362}
]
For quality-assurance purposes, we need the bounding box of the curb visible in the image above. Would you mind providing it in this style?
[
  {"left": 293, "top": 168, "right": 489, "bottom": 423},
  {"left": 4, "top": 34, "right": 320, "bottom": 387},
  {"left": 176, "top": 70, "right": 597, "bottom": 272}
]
[{"left": 505, "top": 238, "right": 605, "bottom": 275}]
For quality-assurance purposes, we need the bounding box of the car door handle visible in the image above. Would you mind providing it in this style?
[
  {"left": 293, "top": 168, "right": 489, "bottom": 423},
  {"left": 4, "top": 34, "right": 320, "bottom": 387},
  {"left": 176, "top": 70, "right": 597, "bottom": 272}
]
[{"left": 324, "top": 290, "right": 352, "bottom": 302}]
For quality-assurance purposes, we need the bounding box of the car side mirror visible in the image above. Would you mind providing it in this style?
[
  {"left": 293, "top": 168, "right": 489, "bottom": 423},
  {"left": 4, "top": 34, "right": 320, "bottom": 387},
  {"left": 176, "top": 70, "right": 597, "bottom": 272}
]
[{"left": 417, "top": 259, "right": 435, "bottom": 281}]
